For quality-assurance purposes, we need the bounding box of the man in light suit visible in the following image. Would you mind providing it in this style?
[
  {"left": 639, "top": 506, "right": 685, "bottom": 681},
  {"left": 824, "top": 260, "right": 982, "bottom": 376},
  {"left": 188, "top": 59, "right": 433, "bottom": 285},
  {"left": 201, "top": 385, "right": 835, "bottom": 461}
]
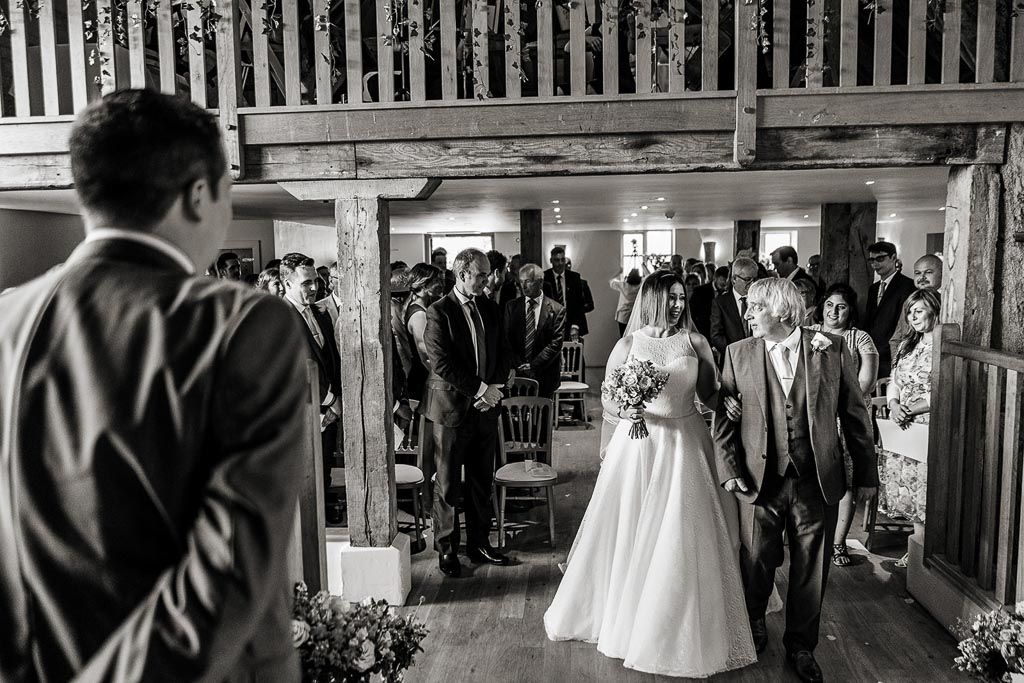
[
  {"left": 864, "top": 241, "right": 916, "bottom": 378},
  {"left": 422, "top": 248, "right": 512, "bottom": 577},
  {"left": 710, "top": 257, "right": 759, "bottom": 362},
  {"left": 504, "top": 263, "right": 566, "bottom": 398},
  {"left": 714, "top": 279, "right": 876, "bottom": 683},
  {"left": 0, "top": 90, "right": 303, "bottom": 681}
]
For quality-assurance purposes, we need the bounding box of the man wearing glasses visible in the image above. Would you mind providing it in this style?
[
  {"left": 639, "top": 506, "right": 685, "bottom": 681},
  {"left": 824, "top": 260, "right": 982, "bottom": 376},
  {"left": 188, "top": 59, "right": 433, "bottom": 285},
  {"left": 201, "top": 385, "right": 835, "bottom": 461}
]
[
  {"left": 864, "top": 241, "right": 916, "bottom": 378},
  {"left": 710, "top": 256, "right": 761, "bottom": 364}
]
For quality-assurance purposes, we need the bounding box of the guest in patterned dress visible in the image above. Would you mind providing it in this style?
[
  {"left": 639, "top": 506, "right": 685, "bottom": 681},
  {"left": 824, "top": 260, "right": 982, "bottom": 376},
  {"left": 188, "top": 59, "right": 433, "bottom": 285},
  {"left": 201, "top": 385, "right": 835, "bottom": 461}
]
[
  {"left": 882, "top": 289, "right": 940, "bottom": 566},
  {"left": 809, "top": 284, "right": 879, "bottom": 567}
]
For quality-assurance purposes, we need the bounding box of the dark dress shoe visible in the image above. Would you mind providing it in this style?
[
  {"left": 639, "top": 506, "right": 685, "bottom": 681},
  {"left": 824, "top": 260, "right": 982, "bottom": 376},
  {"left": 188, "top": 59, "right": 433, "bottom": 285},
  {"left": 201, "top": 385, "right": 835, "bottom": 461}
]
[
  {"left": 749, "top": 617, "right": 768, "bottom": 654},
  {"left": 467, "top": 545, "right": 512, "bottom": 566},
  {"left": 787, "top": 650, "right": 824, "bottom": 682},
  {"left": 438, "top": 552, "right": 462, "bottom": 577}
]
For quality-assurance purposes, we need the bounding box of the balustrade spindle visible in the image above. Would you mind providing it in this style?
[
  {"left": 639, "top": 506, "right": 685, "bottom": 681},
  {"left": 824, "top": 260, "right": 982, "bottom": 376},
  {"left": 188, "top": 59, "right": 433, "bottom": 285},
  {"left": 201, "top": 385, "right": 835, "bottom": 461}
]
[
  {"left": 945, "top": 354, "right": 968, "bottom": 561},
  {"left": 941, "top": 0, "right": 961, "bottom": 84},
  {"left": 667, "top": 0, "right": 685, "bottom": 93},
  {"left": 10, "top": 0, "right": 31, "bottom": 114},
  {"left": 873, "top": 0, "right": 892, "bottom": 85},
  {"left": 377, "top": 0, "right": 395, "bottom": 102},
  {"left": 700, "top": 0, "right": 717, "bottom": 90},
  {"left": 1013, "top": 12, "right": 1024, "bottom": 82},
  {"left": 908, "top": 0, "right": 926, "bottom": 84},
  {"left": 128, "top": 0, "right": 147, "bottom": 88},
  {"left": 66, "top": 0, "right": 90, "bottom": 112},
  {"left": 187, "top": 0, "right": 207, "bottom": 106},
  {"left": 156, "top": 0, "right": 175, "bottom": 93},
  {"left": 252, "top": 0, "right": 271, "bottom": 106},
  {"left": 635, "top": 0, "right": 652, "bottom": 93},
  {"left": 282, "top": 0, "right": 300, "bottom": 104},
  {"left": 344, "top": 0, "right": 363, "bottom": 103},
  {"left": 313, "top": 0, "right": 332, "bottom": 103},
  {"left": 961, "top": 359, "right": 984, "bottom": 575},
  {"left": 472, "top": 0, "right": 489, "bottom": 98},
  {"left": 806, "top": 0, "right": 824, "bottom": 87},
  {"left": 976, "top": 0, "right": 995, "bottom": 84},
  {"left": 504, "top": 0, "right": 522, "bottom": 98},
  {"left": 977, "top": 365, "right": 1003, "bottom": 590},
  {"left": 839, "top": 0, "right": 858, "bottom": 87},
  {"left": 408, "top": 0, "right": 426, "bottom": 101},
  {"left": 439, "top": 0, "right": 456, "bottom": 99},
  {"left": 603, "top": 0, "right": 619, "bottom": 95},
  {"left": 38, "top": 0, "right": 61, "bottom": 113},
  {"left": 95, "top": 0, "right": 118, "bottom": 94},
  {"left": 537, "top": 0, "right": 554, "bottom": 96},
  {"left": 570, "top": 0, "right": 586, "bottom": 95},
  {"left": 773, "top": 0, "right": 791, "bottom": 88},
  {"left": 999, "top": 370, "right": 1024, "bottom": 602}
]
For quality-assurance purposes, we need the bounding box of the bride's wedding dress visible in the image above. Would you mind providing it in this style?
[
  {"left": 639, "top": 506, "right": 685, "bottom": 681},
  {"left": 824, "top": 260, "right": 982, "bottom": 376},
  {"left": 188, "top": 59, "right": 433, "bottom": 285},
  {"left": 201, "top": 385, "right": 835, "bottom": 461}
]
[{"left": 544, "top": 330, "right": 757, "bottom": 678}]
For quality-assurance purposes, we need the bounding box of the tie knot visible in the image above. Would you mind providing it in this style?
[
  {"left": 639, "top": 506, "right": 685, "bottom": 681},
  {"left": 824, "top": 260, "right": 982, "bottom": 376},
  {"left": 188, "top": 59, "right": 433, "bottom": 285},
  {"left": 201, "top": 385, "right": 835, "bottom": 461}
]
[{"left": 528, "top": 298, "right": 537, "bottom": 309}]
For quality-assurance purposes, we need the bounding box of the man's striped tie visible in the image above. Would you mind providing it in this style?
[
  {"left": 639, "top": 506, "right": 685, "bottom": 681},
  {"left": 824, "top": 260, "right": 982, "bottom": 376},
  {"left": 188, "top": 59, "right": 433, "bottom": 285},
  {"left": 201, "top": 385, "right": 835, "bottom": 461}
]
[{"left": 525, "top": 298, "right": 537, "bottom": 359}]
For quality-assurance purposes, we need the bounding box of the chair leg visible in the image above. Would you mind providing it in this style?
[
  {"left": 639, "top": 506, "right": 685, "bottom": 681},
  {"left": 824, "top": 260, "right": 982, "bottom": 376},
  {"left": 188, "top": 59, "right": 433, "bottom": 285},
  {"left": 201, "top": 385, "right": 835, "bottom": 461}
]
[
  {"left": 497, "top": 487, "right": 507, "bottom": 550},
  {"left": 546, "top": 486, "right": 556, "bottom": 546},
  {"left": 411, "top": 484, "right": 422, "bottom": 543},
  {"left": 554, "top": 394, "right": 561, "bottom": 429}
]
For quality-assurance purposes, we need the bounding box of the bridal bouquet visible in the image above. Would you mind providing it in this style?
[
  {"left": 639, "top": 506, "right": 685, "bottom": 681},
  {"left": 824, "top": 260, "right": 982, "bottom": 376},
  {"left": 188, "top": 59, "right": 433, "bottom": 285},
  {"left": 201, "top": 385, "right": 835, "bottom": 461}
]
[
  {"left": 292, "top": 582, "right": 428, "bottom": 682},
  {"left": 955, "top": 603, "right": 1024, "bottom": 681},
  {"left": 601, "top": 358, "right": 669, "bottom": 439}
]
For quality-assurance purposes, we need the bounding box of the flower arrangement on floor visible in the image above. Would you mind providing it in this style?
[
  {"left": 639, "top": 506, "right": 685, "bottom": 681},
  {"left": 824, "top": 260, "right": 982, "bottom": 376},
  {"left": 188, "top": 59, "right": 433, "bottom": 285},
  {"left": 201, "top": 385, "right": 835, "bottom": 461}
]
[
  {"left": 292, "top": 582, "right": 428, "bottom": 682},
  {"left": 601, "top": 357, "right": 669, "bottom": 440},
  {"left": 955, "top": 604, "right": 1024, "bottom": 681}
]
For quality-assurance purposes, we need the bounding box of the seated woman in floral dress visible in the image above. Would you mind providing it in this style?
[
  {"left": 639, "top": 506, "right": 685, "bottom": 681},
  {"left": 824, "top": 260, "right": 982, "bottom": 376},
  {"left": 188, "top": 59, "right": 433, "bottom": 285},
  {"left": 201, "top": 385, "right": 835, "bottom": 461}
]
[
  {"left": 808, "top": 284, "right": 878, "bottom": 567},
  {"left": 881, "top": 288, "right": 940, "bottom": 566}
]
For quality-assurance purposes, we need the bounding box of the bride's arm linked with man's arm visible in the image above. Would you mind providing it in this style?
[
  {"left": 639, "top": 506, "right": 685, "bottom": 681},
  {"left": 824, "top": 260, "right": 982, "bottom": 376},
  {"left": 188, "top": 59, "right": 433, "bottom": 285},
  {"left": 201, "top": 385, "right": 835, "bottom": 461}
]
[{"left": 714, "top": 346, "right": 753, "bottom": 494}]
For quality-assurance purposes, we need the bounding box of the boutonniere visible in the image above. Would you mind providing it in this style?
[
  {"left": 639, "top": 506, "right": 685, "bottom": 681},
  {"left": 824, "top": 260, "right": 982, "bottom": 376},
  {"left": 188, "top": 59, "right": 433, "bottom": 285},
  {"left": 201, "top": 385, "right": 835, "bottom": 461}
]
[{"left": 810, "top": 332, "right": 833, "bottom": 355}]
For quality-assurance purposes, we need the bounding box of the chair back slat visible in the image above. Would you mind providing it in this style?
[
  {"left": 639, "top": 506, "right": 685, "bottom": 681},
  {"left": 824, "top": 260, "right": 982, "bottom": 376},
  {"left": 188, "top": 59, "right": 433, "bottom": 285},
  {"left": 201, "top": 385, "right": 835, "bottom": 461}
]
[
  {"left": 500, "top": 397, "right": 553, "bottom": 465},
  {"left": 395, "top": 412, "right": 428, "bottom": 471},
  {"left": 561, "top": 341, "right": 584, "bottom": 381},
  {"left": 508, "top": 377, "right": 540, "bottom": 397}
]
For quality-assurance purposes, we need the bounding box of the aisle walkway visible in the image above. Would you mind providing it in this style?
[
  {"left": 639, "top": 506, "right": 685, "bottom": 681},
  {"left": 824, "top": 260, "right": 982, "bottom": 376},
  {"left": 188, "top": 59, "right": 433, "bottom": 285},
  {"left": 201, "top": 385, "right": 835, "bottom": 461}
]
[{"left": 401, "top": 375, "right": 965, "bottom": 682}]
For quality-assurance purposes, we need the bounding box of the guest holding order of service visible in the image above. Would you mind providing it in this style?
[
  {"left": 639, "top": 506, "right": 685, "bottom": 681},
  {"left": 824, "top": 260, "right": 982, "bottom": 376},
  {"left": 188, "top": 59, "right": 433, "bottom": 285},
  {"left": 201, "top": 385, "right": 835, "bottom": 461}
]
[{"left": 807, "top": 283, "right": 878, "bottom": 568}]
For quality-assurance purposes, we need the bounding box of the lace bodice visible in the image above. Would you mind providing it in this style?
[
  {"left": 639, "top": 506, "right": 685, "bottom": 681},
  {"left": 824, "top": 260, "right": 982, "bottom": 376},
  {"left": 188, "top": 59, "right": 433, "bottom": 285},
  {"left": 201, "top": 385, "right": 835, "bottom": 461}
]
[{"left": 628, "top": 330, "right": 699, "bottom": 418}]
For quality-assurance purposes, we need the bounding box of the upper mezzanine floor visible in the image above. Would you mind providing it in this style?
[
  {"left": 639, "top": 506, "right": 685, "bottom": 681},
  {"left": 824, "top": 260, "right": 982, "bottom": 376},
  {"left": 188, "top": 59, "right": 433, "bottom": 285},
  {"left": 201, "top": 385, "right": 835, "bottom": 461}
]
[{"left": 1, "top": 0, "right": 1023, "bottom": 189}]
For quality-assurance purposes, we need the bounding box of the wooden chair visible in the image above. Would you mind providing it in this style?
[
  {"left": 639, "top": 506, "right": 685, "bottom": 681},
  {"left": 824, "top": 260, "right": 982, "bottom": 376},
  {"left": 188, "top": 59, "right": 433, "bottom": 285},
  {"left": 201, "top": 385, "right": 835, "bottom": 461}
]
[
  {"left": 494, "top": 397, "right": 557, "bottom": 549},
  {"left": 507, "top": 376, "right": 540, "bottom": 397},
  {"left": 332, "top": 412, "right": 429, "bottom": 553},
  {"left": 863, "top": 414, "right": 925, "bottom": 548},
  {"left": 555, "top": 341, "right": 588, "bottom": 427}
]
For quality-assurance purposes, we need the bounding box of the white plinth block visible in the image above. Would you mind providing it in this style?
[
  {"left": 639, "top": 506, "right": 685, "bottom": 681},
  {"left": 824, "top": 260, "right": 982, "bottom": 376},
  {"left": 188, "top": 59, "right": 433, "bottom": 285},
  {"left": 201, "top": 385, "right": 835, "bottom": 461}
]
[{"left": 326, "top": 531, "right": 411, "bottom": 605}]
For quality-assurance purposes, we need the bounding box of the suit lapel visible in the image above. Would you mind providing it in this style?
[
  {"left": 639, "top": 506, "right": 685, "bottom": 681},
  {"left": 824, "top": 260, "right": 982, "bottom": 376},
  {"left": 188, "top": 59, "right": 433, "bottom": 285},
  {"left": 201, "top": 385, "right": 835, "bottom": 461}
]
[
  {"left": 537, "top": 296, "right": 549, "bottom": 333},
  {"left": 724, "top": 293, "right": 743, "bottom": 334},
  {"left": 741, "top": 339, "right": 768, "bottom": 420}
]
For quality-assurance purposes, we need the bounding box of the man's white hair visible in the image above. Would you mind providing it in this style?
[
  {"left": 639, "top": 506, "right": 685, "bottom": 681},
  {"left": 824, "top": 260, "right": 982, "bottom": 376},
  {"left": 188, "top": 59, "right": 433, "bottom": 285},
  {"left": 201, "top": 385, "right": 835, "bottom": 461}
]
[
  {"left": 747, "top": 278, "right": 805, "bottom": 328},
  {"left": 518, "top": 263, "right": 543, "bottom": 279}
]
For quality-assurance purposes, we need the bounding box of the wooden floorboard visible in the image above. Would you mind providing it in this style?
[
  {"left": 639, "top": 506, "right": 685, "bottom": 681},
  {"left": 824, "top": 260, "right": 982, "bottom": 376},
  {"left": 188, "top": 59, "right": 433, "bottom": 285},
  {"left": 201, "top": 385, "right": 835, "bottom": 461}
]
[{"left": 395, "top": 371, "right": 965, "bottom": 682}]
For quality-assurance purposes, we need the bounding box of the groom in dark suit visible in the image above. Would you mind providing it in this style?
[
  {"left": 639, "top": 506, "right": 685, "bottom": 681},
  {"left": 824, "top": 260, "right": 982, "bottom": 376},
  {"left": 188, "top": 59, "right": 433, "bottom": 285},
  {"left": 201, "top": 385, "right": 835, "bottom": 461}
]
[
  {"left": 714, "top": 279, "right": 876, "bottom": 683},
  {"left": 504, "top": 263, "right": 566, "bottom": 398},
  {"left": 0, "top": 90, "right": 303, "bottom": 681},
  {"left": 423, "top": 248, "right": 512, "bottom": 577}
]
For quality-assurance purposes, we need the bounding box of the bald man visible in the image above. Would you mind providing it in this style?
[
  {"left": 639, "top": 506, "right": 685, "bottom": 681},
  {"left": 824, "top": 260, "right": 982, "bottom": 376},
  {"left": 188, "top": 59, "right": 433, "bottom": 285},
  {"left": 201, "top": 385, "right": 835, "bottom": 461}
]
[{"left": 889, "top": 254, "right": 943, "bottom": 360}]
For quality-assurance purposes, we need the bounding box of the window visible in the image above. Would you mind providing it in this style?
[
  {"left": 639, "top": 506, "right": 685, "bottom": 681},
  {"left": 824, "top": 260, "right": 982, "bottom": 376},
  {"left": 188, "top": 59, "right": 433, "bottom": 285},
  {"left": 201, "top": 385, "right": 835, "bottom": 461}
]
[
  {"left": 621, "top": 230, "right": 673, "bottom": 274},
  {"left": 427, "top": 234, "right": 495, "bottom": 264},
  {"left": 761, "top": 230, "right": 798, "bottom": 259}
]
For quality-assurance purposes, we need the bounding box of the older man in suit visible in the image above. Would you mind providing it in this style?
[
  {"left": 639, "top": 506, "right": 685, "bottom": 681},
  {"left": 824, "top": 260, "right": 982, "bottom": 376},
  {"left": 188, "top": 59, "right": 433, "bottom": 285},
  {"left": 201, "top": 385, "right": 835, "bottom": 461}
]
[
  {"left": 710, "top": 257, "right": 759, "bottom": 362},
  {"left": 714, "top": 279, "right": 876, "bottom": 683},
  {"left": 505, "top": 263, "right": 566, "bottom": 398},
  {"left": 423, "top": 248, "right": 513, "bottom": 577},
  {"left": 0, "top": 91, "right": 304, "bottom": 681},
  {"left": 864, "top": 241, "right": 916, "bottom": 378}
]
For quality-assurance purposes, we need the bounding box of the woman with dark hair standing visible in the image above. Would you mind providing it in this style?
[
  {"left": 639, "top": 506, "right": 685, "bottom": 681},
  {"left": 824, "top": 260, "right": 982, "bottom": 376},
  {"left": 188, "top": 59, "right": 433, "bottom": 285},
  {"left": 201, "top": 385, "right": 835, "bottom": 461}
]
[
  {"left": 546, "top": 271, "right": 755, "bottom": 678},
  {"left": 808, "top": 283, "right": 878, "bottom": 567},
  {"left": 404, "top": 263, "right": 445, "bottom": 403}
]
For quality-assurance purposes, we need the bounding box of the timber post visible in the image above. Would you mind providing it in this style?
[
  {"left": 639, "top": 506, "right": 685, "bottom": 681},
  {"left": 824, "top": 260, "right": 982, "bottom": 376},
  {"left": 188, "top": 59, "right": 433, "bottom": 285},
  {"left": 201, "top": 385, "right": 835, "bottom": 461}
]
[
  {"left": 520, "top": 209, "right": 544, "bottom": 267},
  {"left": 733, "top": 220, "right": 761, "bottom": 258},
  {"left": 819, "top": 202, "right": 877, "bottom": 311}
]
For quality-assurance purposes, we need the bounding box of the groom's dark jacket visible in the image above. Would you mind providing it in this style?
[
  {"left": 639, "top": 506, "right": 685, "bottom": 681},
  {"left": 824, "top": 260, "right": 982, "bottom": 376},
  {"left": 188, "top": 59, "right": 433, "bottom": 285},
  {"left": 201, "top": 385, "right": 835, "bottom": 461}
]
[{"left": 713, "top": 329, "right": 877, "bottom": 506}]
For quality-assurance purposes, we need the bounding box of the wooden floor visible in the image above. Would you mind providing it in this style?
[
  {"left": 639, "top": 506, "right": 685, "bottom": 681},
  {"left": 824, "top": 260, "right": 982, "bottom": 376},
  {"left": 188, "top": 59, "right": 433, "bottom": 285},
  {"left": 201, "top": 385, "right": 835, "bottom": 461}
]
[{"left": 395, "top": 378, "right": 966, "bottom": 683}]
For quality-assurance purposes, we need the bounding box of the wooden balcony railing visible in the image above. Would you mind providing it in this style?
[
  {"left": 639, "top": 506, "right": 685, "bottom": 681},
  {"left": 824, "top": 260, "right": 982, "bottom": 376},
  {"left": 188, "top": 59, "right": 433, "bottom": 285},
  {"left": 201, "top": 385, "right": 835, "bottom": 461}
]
[
  {"left": 0, "top": 0, "right": 1022, "bottom": 119},
  {"left": 925, "top": 323, "right": 1024, "bottom": 610}
]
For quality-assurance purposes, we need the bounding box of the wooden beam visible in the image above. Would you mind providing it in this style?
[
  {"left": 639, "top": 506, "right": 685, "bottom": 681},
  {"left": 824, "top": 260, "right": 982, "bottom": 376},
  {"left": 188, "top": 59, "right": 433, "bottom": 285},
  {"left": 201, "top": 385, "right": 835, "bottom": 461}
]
[
  {"left": 941, "top": 164, "right": 1001, "bottom": 346},
  {"left": 734, "top": 0, "right": 757, "bottom": 166},
  {"left": 335, "top": 196, "right": 398, "bottom": 547},
  {"left": 215, "top": 0, "right": 244, "bottom": 179},
  {"left": 279, "top": 178, "right": 441, "bottom": 201},
  {"left": 733, "top": 220, "right": 760, "bottom": 257},
  {"left": 243, "top": 143, "right": 358, "bottom": 183},
  {"left": 996, "top": 123, "right": 1024, "bottom": 356},
  {"left": 818, "top": 203, "right": 877, "bottom": 307},
  {"left": 0, "top": 154, "right": 74, "bottom": 190},
  {"left": 520, "top": 209, "right": 543, "bottom": 267},
  {"left": 0, "top": 120, "right": 77, "bottom": 155}
]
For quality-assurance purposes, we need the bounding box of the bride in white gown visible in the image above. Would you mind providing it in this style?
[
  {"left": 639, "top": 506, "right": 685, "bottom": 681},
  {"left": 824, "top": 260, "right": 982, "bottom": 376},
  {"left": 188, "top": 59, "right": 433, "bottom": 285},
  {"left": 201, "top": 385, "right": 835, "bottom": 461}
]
[{"left": 544, "top": 271, "right": 757, "bottom": 678}]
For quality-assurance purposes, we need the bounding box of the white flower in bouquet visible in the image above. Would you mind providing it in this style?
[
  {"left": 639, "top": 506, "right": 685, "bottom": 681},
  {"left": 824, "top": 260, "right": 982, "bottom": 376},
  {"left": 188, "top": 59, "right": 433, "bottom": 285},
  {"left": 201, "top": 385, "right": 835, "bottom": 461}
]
[
  {"left": 601, "top": 357, "right": 670, "bottom": 440},
  {"left": 353, "top": 639, "right": 377, "bottom": 672},
  {"left": 291, "top": 619, "right": 310, "bottom": 648}
]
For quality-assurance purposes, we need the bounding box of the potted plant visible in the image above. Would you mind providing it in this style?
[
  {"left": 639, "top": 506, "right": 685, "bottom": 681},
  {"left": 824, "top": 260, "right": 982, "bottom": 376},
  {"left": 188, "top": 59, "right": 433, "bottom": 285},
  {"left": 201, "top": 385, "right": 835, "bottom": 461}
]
[
  {"left": 955, "top": 604, "right": 1024, "bottom": 682},
  {"left": 292, "top": 582, "right": 428, "bottom": 682}
]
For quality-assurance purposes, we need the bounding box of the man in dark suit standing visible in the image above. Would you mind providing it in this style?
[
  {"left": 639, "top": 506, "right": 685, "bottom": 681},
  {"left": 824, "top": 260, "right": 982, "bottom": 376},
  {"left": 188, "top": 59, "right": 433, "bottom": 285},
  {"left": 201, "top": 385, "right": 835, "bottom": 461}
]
[
  {"left": 864, "top": 241, "right": 916, "bottom": 378},
  {"left": 771, "top": 246, "right": 816, "bottom": 288},
  {"left": 505, "top": 263, "right": 566, "bottom": 398},
  {"left": 689, "top": 265, "right": 729, "bottom": 339},
  {"left": 710, "top": 257, "right": 760, "bottom": 362},
  {"left": 431, "top": 247, "right": 457, "bottom": 294},
  {"left": 542, "top": 246, "right": 593, "bottom": 337},
  {"left": 0, "top": 91, "right": 303, "bottom": 681},
  {"left": 281, "top": 252, "right": 343, "bottom": 513},
  {"left": 423, "top": 248, "right": 512, "bottom": 577}
]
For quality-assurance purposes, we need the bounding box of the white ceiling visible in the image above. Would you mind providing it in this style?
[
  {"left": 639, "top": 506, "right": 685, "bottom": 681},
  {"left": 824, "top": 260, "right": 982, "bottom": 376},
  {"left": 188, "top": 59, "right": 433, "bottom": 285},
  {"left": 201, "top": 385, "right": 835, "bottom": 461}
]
[{"left": 0, "top": 166, "right": 949, "bottom": 233}]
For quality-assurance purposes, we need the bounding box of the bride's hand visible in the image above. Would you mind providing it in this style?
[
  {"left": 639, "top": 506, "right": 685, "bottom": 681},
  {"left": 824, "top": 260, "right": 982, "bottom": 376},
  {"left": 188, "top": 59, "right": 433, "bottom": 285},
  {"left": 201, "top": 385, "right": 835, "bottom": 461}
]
[{"left": 621, "top": 406, "right": 644, "bottom": 424}]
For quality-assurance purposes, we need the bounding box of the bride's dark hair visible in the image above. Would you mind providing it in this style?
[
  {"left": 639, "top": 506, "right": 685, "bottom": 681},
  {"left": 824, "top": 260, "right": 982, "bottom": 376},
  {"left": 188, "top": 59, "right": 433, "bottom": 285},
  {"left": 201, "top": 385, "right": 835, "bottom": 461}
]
[{"left": 637, "top": 270, "right": 693, "bottom": 331}]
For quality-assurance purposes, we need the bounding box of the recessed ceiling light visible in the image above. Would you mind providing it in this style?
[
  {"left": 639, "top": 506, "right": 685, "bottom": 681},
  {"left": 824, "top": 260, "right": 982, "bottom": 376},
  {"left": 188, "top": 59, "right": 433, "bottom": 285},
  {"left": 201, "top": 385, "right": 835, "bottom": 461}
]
[
  {"left": 556, "top": 219, "right": 563, "bottom": 224},
  {"left": 551, "top": 199, "right": 559, "bottom": 204},
  {"left": 641, "top": 205, "right": 649, "bottom": 210},
  {"left": 938, "top": 206, "right": 946, "bottom": 211},
  {"left": 865, "top": 180, "right": 875, "bottom": 185},
  {"left": 803, "top": 214, "right": 809, "bottom": 219},
  {"left": 656, "top": 197, "right": 666, "bottom": 202},
  {"left": 553, "top": 207, "right": 560, "bottom": 213},
  {"left": 622, "top": 218, "right": 630, "bottom": 223},
  {"left": 447, "top": 217, "right": 454, "bottom": 221},
  {"left": 630, "top": 212, "right": 638, "bottom": 217},
  {"left": 889, "top": 212, "right": 897, "bottom": 218}
]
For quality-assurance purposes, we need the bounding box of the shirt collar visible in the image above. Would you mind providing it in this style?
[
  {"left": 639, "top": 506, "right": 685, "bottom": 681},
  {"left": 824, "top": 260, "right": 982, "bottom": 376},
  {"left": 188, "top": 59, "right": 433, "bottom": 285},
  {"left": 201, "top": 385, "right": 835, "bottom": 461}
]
[
  {"left": 767, "top": 326, "right": 803, "bottom": 356},
  {"left": 287, "top": 296, "right": 310, "bottom": 313},
  {"left": 526, "top": 294, "right": 542, "bottom": 305},
  {"left": 879, "top": 271, "right": 896, "bottom": 286},
  {"left": 733, "top": 287, "right": 746, "bottom": 304},
  {"left": 786, "top": 269, "right": 798, "bottom": 281},
  {"left": 84, "top": 228, "right": 195, "bottom": 274},
  {"left": 452, "top": 287, "right": 473, "bottom": 306}
]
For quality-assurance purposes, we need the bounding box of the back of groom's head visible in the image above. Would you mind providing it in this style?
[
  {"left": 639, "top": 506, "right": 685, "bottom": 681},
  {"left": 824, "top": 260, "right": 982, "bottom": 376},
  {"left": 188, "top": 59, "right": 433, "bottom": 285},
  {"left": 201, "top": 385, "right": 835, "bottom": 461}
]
[{"left": 69, "top": 89, "right": 226, "bottom": 232}]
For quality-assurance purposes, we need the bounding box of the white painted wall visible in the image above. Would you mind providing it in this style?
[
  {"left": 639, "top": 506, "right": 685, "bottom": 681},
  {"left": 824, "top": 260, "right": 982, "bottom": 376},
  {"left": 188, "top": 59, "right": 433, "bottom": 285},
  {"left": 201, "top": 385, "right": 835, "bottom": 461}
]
[{"left": 0, "top": 209, "right": 84, "bottom": 289}]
